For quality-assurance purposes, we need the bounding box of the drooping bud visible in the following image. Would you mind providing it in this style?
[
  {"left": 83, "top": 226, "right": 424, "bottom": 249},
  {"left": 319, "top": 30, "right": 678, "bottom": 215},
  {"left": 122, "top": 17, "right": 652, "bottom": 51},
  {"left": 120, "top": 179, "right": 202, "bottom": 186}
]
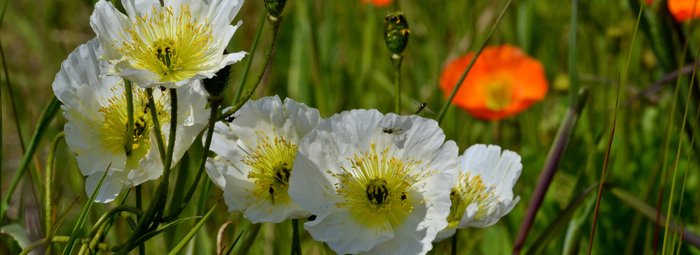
[
  {"left": 264, "top": 0, "right": 288, "bottom": 19},
  {"left": 203, "top": 65, "right": 231, "bottom": 97},
  {"left": 384, "top": 12, "right": 410, "bottom": 56}
]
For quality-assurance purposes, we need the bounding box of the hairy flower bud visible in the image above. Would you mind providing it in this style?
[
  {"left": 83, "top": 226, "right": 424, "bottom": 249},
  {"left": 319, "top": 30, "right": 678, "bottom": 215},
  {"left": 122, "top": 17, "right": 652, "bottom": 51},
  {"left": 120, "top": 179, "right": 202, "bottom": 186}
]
[
  {"left": 264, "top": 0, "right": 288, "bottom": 19},
  {"left": 203, "top": 65, "right": 231, "bottom": 97},
  {"left": 384, "top": 12, "right": 410, "bottom": 56}
]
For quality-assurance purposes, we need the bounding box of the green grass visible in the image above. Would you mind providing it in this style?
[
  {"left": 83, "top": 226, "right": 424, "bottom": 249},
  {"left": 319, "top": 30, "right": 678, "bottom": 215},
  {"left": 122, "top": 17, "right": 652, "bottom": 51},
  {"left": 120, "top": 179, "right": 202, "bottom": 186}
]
[{"left": 1, "top": 0, "right": 700, "bottom": 254}]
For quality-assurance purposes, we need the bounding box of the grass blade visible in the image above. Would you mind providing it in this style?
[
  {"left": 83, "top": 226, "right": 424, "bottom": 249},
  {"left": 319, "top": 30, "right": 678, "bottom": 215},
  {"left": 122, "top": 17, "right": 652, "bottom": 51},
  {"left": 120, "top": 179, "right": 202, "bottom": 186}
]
[
  {"left": 61, "top": 164, "right": 111, "bottom": 255},
  {"left": 513, "top": 88, "right": 589, "bottom": 254},
  {"left": 526, "top": 183, "right": 598, "bottom": 254},
  {"left": 168, "top": 201, "right": 219, "bottom": 255},
  {"left": 1, "top": 97, "right": 60, "bottom": 222}
]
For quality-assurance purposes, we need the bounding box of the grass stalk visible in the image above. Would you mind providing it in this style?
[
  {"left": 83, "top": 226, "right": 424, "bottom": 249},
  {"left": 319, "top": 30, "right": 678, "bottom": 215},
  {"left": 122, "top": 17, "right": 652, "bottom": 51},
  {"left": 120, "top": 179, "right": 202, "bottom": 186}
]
[
  {"left": 233, "top": 13, "right": 266, "bottom": 104},
  {"left": 587, "top": 5, "right": 643, "bottom": 253},
  {"left": 661, "top": 50, "right": 699, "bottom": 255},
  {"left": 512, "top": 88, "right": 588, "bottom": 254},
  {"left": 435, "top": 0, "right": 513, "bottom": 123},
  {"left": 0, "top": 97, "right": 60, "bottom": 222},
  {"left": 43, "top": 132, "right": 64, "bottom": 254},
  {"left": 221, "top": 15, "right": 282, "bottom": 120}
]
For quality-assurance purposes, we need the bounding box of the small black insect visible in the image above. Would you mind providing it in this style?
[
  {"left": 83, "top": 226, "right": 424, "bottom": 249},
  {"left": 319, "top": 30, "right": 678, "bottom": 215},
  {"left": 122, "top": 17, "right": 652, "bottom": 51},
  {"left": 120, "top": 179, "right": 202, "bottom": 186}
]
[
  {"left": 415, "top": 102, "right": 427, "bottom": 114},
  {"left": 224, "top": 115, "right": 237, "bottom": 123},
  {"left": 382, "top": 127, "right": 403, "bottom": 134}
]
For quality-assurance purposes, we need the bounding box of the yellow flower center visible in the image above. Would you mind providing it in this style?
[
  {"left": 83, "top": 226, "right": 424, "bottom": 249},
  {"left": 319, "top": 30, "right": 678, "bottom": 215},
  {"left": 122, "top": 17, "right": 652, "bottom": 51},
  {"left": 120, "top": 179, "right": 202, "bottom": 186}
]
[
  {"left": 117, "top": 5, "right": 217, "bottom": 82},
  {"left": 99, "top": 85, "right": 169, "bottom": 170},
  {"left": 446, "top": 172, "right": 494, "bottom": 227},
  {"left": 243, "top": 133, "right": 298, "bottom": 205},
  {"left": 485, "top": 79, "right": 512, "bottom": 111},
  {"left": 334, "top": 144, "right": 430, "bottom": 230}
]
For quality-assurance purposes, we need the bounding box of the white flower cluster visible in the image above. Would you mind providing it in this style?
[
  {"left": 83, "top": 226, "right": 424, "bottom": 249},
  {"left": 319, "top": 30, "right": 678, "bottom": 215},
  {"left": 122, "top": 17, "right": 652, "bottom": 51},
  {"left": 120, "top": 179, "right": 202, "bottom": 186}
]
[
  {"left": 53, "top": 0, "right": 245, "bottom": 202},
  {"left": 206, "top": 96, "right": 523, "bottom": 255},
  {"left": 52, "top": 0, "right": 522, "bottom": 254}
]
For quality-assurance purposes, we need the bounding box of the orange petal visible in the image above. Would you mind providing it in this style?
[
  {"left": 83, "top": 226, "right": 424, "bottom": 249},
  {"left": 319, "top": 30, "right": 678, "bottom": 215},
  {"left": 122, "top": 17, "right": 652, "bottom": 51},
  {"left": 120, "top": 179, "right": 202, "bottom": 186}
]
[{"left": 439, "top": 45, "right": 549, "bottom": 121}]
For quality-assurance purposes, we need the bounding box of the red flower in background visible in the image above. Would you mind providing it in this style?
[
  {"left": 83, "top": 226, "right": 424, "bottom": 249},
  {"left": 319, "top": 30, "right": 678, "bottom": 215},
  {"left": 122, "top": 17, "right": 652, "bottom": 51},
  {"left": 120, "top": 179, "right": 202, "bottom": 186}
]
[
  {"left": 668, "top": 0, "right": 700, "bottom": 21},
  {"left": 363, "top": 0, "right": 392, "bottom": 7},
  {"left": 439, "top": 45, "right": 548, "bottom": 121}
]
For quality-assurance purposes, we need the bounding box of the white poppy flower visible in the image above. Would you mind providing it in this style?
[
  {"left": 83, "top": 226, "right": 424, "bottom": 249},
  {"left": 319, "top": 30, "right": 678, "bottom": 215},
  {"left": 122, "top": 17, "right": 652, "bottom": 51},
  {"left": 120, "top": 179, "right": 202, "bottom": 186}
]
[
  {"left": 288, "top": 109, "right": 458, "bottom": 255},
  {"left": 435, "top": 144, "right": 522, "bottom": 241},
  {"left": 205, "top": 96, "right": 320, "bottom": 223},
  {"left": 52, "top": 39, "right": 209, "bottom": 203},
  {"left": 89, "top": 0, "right": 246, "bottom": 88}
]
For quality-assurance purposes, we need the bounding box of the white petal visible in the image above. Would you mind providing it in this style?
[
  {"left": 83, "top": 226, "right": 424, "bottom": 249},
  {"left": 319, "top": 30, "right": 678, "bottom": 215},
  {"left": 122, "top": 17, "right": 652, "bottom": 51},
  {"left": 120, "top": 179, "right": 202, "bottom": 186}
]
[
  {"left": 90, "top": 1, "right": 130, "bottom": 60},
  {"left": 304, "top": 210, "right": 394, "bottom": 254},
  {"left": 85, "top": 171, "right": 124, "bottom": 203},
  {"left": 122, "top": 0, "right": 161, "bottom": 19}
]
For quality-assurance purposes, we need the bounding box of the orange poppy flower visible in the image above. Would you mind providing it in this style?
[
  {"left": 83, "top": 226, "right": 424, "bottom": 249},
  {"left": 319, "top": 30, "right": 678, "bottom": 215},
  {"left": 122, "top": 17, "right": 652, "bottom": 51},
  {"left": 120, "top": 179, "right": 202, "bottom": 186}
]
[
  {"left": 439, "top": 45, "right": 548, "bottom": 120},
  {"left": 363, "top": 0, "right": 392, "bottom": 7},
  {"left": 668, "top": 0, "right": 700, "bottom": 22}
]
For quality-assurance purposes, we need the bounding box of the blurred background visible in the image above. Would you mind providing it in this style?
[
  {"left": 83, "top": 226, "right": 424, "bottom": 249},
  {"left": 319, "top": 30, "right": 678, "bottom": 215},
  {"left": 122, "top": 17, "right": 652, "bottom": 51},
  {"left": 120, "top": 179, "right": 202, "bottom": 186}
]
[{"left": 1, "top": 0, "right": 699, "bottom": 254}]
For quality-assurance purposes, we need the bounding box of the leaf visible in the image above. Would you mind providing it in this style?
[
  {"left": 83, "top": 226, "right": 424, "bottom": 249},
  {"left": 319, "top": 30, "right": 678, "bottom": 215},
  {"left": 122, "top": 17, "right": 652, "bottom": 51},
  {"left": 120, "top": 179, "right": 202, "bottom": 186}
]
[{"left": 1, "top": 224, "right": 31, "bottom": 249}]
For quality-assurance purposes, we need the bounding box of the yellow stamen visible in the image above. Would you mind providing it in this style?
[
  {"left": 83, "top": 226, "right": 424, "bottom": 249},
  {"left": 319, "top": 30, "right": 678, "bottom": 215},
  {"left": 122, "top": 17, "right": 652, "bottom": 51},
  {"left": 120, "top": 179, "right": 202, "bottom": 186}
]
[
  {"left": 98, "top": 86, "right": 169, "bottom": 170},
  {"left": 117, "top": 5, "right": 217, "bottom": 82},
  {"left": 446, "top": 172, "right": 495, "bottom": 227},
  {"left": 243, "top": 132, "right": 298, "bottom": 205},
  {"left": 333, "top": 144, "right": 430, "bottom": 230}
]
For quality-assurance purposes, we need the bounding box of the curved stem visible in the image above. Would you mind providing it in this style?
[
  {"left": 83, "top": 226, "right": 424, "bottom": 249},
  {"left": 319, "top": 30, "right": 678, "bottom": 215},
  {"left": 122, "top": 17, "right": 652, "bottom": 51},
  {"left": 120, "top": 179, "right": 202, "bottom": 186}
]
[
  {"left": 21, "top": 236, "right": 114, "bottom": 255},
  {"left": 392, "top": 54, "right": 403, "bottom": 114},
  {"left": 162, "top": 96, "right": 221, "bottom": 222},
  {"left": 124, "top": 80, "right": 135, "bottom": 155},
  {"left": 117, "top": 88, "right": 178, "bottom": 254},
  {"left": 146, "top": 88, "right": 166, "bottom": 162},
  {"left": 0, "top": 97, "right": 60, "bottom": 221},
  {"left": 44, "top": 132, "right": 65, "bottom": 254},
  {"left": 234, "top": 13, "right": 266, "bottom": 104},
  {"left": 220, "top": 15, "right": 282, "bottom": 120},
  {"left": 435, "top": 0, "right": 513, "bottom": 124},
  {"left": 88, "top": 206, "right": 143, "bottom": 237}
]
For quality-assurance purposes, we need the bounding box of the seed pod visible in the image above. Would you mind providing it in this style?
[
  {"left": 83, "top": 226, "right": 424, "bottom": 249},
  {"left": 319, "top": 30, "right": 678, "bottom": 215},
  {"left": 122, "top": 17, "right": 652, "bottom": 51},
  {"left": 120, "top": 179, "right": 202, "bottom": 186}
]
[{"left": 384, "top": 12, "right": 410, "bottom": 55}]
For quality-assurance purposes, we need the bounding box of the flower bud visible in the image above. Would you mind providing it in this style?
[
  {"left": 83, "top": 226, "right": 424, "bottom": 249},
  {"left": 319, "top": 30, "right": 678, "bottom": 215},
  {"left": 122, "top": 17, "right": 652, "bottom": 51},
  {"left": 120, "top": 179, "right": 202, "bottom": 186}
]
[
  {"left": 384, "top": 12, "right": 410, "bottom": 56},
  {"left": 203, "top": 65, "right": 231, "bottom": 97},
  {"left": 264, "top": 0, "right": 288, "bottom": 19}
]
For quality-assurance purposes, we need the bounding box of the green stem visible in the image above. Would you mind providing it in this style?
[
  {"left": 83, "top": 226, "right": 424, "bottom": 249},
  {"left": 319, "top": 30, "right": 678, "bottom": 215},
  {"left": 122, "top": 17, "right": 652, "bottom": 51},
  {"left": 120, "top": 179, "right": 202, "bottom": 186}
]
[
  {"left": 21, "top": 236, "right": 115, "bottom": 255},
  {"left": 221, "top": 15, "right": 282, "bottom": 120},
  {"left": 0, "top": 37, "right": 26, "bottom": 152},
  {"left": 44, "top": 132, "right": 64, "bottom": 254},
  {"left": 435, "top": 0, "right": 513, "bottom": 124},
  {"left": 0, "top": 97, "right": 60, "bottom": 222},
  {"left": 124, "top": 80, "right": 135, "bottom": 156},
  {"left": 450, "top": 229, "right": 458, "bottom": 255},
  {"left": 237, "top": 223, "right": 263, "bottom": 254},
  {"left": 167, "top": 202, "right": 219, "bottom": 255},
  {"left": 662, "top": 49, "right": 700, "bottom": 255},
  {"left": 146, "top": 88, "right": 166, "bottom": 162},
  {"left": 234, "top": 13, "right": 266, "bottom": 104},
  {"left": 88, "top": 206, "right": 142, "bottom": 237},
  {"left": 392, "top": 54, "right": 402, "bottom": 114},
  {"left": 118, "top": 88, "right": 178, "bottom": 254},
  {"left": 291, "top": 219, "right": 301, "bottom": 255},
  {"left": 162, "top": 96, "right": 221, "bottom": 222},
  {"left": 136, "top": 185, "right": 145, "bottom": 255}
]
